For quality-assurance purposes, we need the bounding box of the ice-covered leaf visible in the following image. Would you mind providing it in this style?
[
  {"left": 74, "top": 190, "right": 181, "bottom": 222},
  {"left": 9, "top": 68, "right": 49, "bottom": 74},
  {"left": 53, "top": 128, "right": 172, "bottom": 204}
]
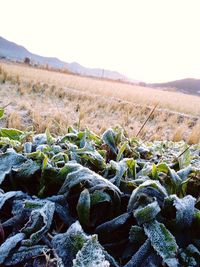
[
  {"left": 165, "top": 194, "right": 196, "bottom": 228},
  {"left": 0, "top": 151, "right": 26, "bottom": 184},
  {"left": 144, "top": 220, "right": 179, "bottom": 267},
  {"left": 73, "top": 235, "right": 110, "bottom": 267},
  {"left": 179, "top": 244, "right": 200, "bottom": 266},
  {"left": 128, "top": 180, "right": 168, "bottom": 212},
  {"left": 177, "top": 165, "right": 193, "bottom": 181},
  {"left": 4, "top": 245, "right": 49, "bottom": 266},
  {"left": 124, "top": 239, "right": 152, "bottom": 267},
  {"left": 109, "top": 159, "right": 127, "bottom": 187},
  {"left": 21, "top": 201, "right": 55, "bottom": 246},
  {"left": 77, "top": 189, "right": 91, "bottom": 227},
  {"left": 79, "top": 149, "right": 106, "bottom": 169},
  {"left": 0, "top": 191, "right": 28, "bottom": 210},
  {"left": 95, "top": 212, "right": 134, "bottom": 244},
  {"left": 13, "top": 159, "right": 41, "bottom": 178},
  {"left": 0, "top": 233, "right": 25, "bottom": 264},
  {"left": 32, "top": 133, "right": 47, "bottom": 146},
  {"left": 59, "top": 162, "right": 121, "bottom": 199},
  {"left": 52, "top": 221, "right": 91, "bottom": 266},
  {"left": 134, "top": 199, "right": 161, "bottom": 225},
  {"left": 168, "top": 168, "right": 182, "bottom": 188}
]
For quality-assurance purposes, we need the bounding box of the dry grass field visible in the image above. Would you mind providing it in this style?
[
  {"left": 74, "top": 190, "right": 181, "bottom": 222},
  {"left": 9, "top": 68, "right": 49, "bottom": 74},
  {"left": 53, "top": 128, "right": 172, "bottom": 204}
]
[{"left": 0, "top": 61, "right": 200, "bottom": 143}]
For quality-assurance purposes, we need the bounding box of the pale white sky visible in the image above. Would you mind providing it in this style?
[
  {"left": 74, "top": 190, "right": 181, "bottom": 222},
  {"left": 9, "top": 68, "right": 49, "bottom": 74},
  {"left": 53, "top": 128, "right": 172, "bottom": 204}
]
[{"left": 1, "top": 0, "right": 200, "bottom": 82}]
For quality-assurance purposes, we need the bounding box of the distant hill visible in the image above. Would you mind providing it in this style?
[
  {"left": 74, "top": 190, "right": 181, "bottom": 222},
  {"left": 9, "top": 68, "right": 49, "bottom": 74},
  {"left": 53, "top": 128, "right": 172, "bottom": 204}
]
[
  {"left": 150, "top": 78, "right": 200, "bottom": 96},
  {"left": 0, "top": 36, "right": 132, "bottom": 82}
]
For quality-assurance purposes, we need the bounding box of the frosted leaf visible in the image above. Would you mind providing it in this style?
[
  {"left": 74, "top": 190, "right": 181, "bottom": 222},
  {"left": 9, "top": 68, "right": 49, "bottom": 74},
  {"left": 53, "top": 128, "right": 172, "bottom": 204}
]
[
  {"left": 95, "top": 212, "right": 134, "bottom": 244},
  {"left": 177, "top": 165, "right": 193, "bottom": 181},
  {"left": 73, "top": 235, "right": 110, "bottom": 267},
  {"left": 0, "top": 191, "right": 25, "bottom": 209},
  {"left": 134, "top": 199, "right": 161, "bottom": 225},
  {"left": 109, "top": 159, "right": 127, "bottom": 187},
  {"left": 128, "top": 180, "right": 168, "bottom": 212},
  {"left": 21, "top": 201, "right": 55, "bottom": 246},
  {"left": 165, "top": 194, "right": 196, "bottom": 228},
  {"left": 58, "top": 162, "right": 121, "bottom": 197},
  {"left": 124, "top": 239, "right": 152, "bottom": 267},
  {"left": 52, "top": 221, "right": 91, "bottom": 266},
  {"left": 0, "top": 233, "right": 25, "bottom": 264},
  {"left": 144, "top": 220, "right": 179, "bottom": 267},
  {"left": 0, "top": 151, "right": 26, "bottom": 184},
  {"left": 4, "top": 245, "right": 49, "bottom": 266}
]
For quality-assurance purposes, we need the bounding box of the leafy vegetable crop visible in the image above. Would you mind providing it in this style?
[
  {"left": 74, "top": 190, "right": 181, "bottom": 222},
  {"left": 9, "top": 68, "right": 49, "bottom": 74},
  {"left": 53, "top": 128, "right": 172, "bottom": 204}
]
[{"left": 0, "top": 119, "right": 200, "bottom": 266}]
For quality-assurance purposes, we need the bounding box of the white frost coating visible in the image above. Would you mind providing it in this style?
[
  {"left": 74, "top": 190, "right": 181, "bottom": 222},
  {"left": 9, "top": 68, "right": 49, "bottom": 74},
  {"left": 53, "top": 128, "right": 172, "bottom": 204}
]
[
  {"left": 0, "top": 233, "right": 25, "bottom": 264},
  {"left": 144, "top": 220, "right": 179, "bottom": 267},
  {"left": 128, "top": 180, "right": 168, "bottom": 212},
  {"left": 21, "top": 201, "right": 55, "bottom": 246},
  {"left": 167, "top": 194, "right": 196, "bottom": 228},
  {"left": 73, "top": 235, "right": 110, "bottom": 267}
]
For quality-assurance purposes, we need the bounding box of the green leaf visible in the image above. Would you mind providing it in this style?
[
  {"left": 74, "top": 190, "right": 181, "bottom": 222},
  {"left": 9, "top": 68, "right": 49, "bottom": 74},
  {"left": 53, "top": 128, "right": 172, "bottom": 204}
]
[
  {"left": 0, "top": 108, "right": 4, "bottom": 119},
  {"left": 45, "top": 128, "right": 55, "bottom": 145},
  {"left": 116, "top": 141, "right": 128, "bottom": 162},
  {"left": 152, "top": 163, "right": 158, "bottom": 179},
  {"left": 73, "top": 235, "right": 110, "bottom": 267},
  {"left": 178, "top": 144, "right": 191, "bottom": 169},
  {"left": 126, "top": 158, "right": 137, "bottom": 179},
  {"left": 156, "top": 162, "right": 169, "bottom": 173},
  {"left": 77, "top": 189, "right": 91, "bottom": 227},
  {"left": 144, "top": 220, "right": 179, "bottom": 267},
  {"left": 90, "top": 191, "right": 111, "bottom": 206},
  {"left": 0, "top": 128, "right": 24, "bottom": 141}
]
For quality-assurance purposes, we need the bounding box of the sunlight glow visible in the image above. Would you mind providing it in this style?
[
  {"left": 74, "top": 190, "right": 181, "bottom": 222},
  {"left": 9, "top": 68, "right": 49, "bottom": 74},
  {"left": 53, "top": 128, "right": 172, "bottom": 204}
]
[{"left": 1, "top": 0, "right": 200, "bottom": 82}]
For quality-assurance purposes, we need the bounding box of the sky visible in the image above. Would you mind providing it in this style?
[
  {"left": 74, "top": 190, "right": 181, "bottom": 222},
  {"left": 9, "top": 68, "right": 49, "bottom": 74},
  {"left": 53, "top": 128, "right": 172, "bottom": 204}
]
[{"left": 1, "top": 0, "right": 200, "bottom": 83}]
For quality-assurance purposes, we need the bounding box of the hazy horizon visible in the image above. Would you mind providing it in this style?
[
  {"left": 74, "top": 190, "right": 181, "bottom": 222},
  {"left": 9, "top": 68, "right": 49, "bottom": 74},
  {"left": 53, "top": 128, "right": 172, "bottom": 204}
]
[{"left": 1, "top": 0, "right": 200, "bottom": 83}]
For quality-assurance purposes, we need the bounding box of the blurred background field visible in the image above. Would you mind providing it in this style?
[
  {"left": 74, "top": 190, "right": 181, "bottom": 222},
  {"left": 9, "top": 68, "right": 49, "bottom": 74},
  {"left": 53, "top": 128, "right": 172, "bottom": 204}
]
[{"left": 0, "top": 61, "right": 200, "bottom": 144}]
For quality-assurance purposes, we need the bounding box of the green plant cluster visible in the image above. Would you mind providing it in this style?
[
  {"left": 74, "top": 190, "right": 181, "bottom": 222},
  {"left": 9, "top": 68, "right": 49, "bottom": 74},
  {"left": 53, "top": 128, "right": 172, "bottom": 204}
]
[{"left": 0, "top": 108, "right": 200, "bottom": 266}]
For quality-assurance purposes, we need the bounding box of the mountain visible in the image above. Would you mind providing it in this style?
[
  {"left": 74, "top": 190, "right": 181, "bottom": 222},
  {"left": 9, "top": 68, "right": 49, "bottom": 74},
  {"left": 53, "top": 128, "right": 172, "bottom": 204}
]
[
  {"left": 149, "top": 78, "right": 200, "bottom": 96},
  {"left": 0, "top": 36, "right": 131, "bottom": 82}
]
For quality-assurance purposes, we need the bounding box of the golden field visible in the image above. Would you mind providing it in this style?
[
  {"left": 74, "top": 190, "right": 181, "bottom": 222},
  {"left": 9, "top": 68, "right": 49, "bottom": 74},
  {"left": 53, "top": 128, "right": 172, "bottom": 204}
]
[{"left": 0, "top": 61, "right": 200, "bottom": 143}]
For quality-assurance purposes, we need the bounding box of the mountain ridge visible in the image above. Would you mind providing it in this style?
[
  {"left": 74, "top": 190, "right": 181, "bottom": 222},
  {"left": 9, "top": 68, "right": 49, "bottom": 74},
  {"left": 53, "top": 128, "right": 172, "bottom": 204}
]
[
  {"left": 0, "top": 36, "right": 132, "bottom": 82},
  {"left": 149, "top": 78, "right": 200, "bottom": 96}
]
